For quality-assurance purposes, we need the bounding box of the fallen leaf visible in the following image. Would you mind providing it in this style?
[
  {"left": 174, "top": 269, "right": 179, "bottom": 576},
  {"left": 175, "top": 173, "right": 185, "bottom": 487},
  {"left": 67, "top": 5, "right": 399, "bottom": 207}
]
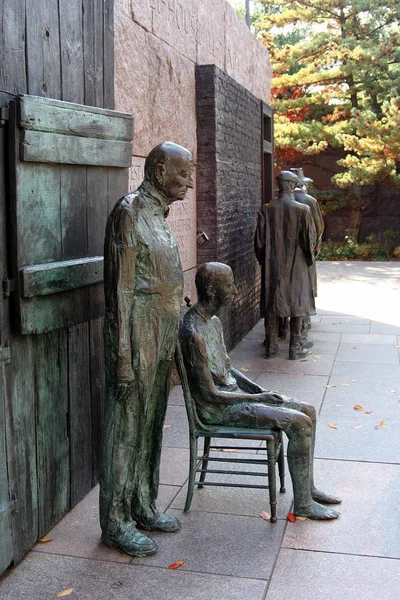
[
  {"left": 296, "top": 516, "right": 309, "bottom": 521},
  {"left": 390, "top": 389, "right": 396, "bottom": 393},
  {"left": 380, "top": 420, "right": 387, "bottom": 426},
  {"left": 242, "top": 338, "right": 247, "bottom": 341},
  {"left": 308, "top": 351, "right": 313, "bottom": 355},
  {"left": 240, "top": 367, "right": 250, "bottom": 372},
  {"left": 364, "top": 409, "right": 372, "bottom": 414},
  {"left": 38, "top": 537, "right": 52, "bottom": 543},
  {"left": 313, "top": 354, "right": 321, "bottom": 358},
  {"left": 260, "top": 511, "right": 271, "bottom": 521},
  {"left": 353, "top": 404, "right": 363, "bottom": 411},
  {"left": 335, "top": 404, "right": 341, "bottom": 407},
  {"left": 299, "top": 359, "right": 308, "bottom": 362},
  {"left": 220, "top": 448, "right": 236, "bottom": 452},
  {"left": 352, "top": 425, "right": 363, "bottom": 430},
  {"left": 163, "top": 424, "right": 171, "bottom": 429},
  {"left": 375, "top": 424, "right": 383, "bottom": 430},
  {"left": 342, "top": 383, "right": 350, "bottom": 387},
  {"left": 350, "top": 378, "right": 356, "bottom": 382},
  {"left": 394, "top": 345, "right": 400, "bottom": 349},
  {"left": 168, "top": 560, "right": 184, "bottom": 570},
  {"left": 295, "top": 372, "right": 304, "bottom": 377},
  {"left": 287, "top": 512, "right": 296, "bottom": 523},
  {"left": 258, "top": 339, "right": 264, "bottom": 342},
  {"left": 328, "top": 423, "right": 338, "bottom": 429},
  {"left": 57, "top": 589, "right": 73, "bottom": 598},
  {"left": 324, "top": 384, "right": 336, "bottom": 388}
]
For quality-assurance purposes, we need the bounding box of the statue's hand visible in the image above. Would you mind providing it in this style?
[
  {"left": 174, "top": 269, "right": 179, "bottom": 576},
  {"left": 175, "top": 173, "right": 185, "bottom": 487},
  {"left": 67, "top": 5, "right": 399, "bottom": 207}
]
[{"left": 261, "top": 391, "right": 284, "bottom": 405}]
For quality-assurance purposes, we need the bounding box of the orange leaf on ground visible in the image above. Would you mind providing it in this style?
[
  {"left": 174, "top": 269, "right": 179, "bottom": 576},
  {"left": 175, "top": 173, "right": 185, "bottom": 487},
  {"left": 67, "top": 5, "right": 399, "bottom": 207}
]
[
  {"left": 240, "top": 368, "right": 250, "bottom": 372},
  {"left": 287, "top": 512, "right": 296, "bottom": 523},
  {"left": 260, "top": 511, "right": 271, "bottom": 521},
  {"left": 380, "top": 420, "right": 387, "bottom": 426},
  {"left": 296, "top": 516, "right": 309, "bottom": 521},
  {"left": 57, "top": 589, "right": 73, "bottom": 598},
  {"left": 38, "top": 537, "right": 52, "bottom": 543},
  {"left": 168, "top": 560, "right": 184, "bottom": 570},
  {"left": 353, "top": 405, "right": 363, "bottom": 411},
  {"left": 328, "top": 423, "right": 338, "bottom": 429}
]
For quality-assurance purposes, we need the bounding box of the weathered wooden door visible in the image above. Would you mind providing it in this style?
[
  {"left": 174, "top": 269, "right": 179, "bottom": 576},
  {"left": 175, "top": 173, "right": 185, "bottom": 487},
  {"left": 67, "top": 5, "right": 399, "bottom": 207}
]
[
  {"left": 1, "top": 94, "right": 133, "bottom": 568},
  {"left": 0, "top": 95, "right": 13, "bottom": 574}
]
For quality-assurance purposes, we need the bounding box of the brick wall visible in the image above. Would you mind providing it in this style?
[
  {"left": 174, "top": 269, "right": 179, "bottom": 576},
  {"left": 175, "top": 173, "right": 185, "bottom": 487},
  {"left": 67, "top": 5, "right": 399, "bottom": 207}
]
[{"left": 196, "top": 65, "right": 262, "bottom": 350}]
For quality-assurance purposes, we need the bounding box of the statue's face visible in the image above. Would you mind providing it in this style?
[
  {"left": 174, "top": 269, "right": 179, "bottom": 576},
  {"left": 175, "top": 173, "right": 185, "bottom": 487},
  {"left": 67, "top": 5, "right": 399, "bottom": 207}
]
[
  {"left": 214, "top": 270, "right": 238, "bottom": 308},
  {"left": 161, "top": 156, "right": 194, "bottom": 204}
]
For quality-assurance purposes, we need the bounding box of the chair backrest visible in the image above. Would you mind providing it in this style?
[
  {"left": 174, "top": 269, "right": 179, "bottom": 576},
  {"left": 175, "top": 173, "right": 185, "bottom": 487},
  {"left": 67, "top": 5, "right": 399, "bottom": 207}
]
[{"left": 175, "top": 339, "right": 199, "bottom": 434}]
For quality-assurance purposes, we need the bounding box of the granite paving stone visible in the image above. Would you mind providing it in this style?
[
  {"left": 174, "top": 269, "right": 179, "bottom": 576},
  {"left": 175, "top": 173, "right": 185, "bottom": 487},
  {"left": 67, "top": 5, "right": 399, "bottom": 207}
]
[
  {"left": 335, "top": 342, "right": 400, "bottom": 364},
  {"left": 134, "top": 509, "right": 286, "bottom": 579},
  {"left": 160, "top": 447, "right": 190, "bottom": 486},
  {"left": 282, "top": 459, "right": 400, "bottom": 558},
  {"left": 162, "top": 404, "right": 190, "bottom": 448},
  {"left": 341, "top": 333, "right": 397, "bottom": 345},
  {"left": 370, "top": 321, "right": 400, "bottom": 334},
  {"left": 265, "top": 549, "right": 400, "bottom": 600},
  {"left": 314, "top": 416, "right": 400, "bottom": 463},
  {"left": 31, "top": 485, "right": 180, "bottom": 563},
  {"left": 0, "top": 553, "right": 268, "bottom": 600},
  {"left": 311, "top": 321, "right": 370, "bottom": 334}
]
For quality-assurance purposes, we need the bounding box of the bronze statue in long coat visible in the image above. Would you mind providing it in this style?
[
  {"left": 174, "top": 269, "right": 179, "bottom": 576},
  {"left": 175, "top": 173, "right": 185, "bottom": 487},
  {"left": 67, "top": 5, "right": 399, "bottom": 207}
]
[
  {"left": 254, "top": 171, "right": 314, "bottom": 359},
  {"left": 99, "top": 142, "right": 193, "bottom": 557}
]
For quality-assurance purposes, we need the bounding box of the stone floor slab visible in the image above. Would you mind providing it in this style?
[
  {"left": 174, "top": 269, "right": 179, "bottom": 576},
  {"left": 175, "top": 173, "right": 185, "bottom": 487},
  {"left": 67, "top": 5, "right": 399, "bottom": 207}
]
[
  {"left": 135, "top": 509, "right": 286, "bottom": 579},
  {"left": 162, "top": 404, "right": 190, "bottom": 448},
  {"left": 336, "top": 342, "right": 400, "bottom": 364},
  {"left": 160, "top": 447, "right": 190, "bottom": 486},
  {"left": 311, "top": 321, "right": 370, "bottom": 334},
  {"left": 0, "top": 553, "right": 267, "bottom": 600},
  {"left": 265, "top": 549, "right": 400, "bottom": 600},
  {"left": 31, "top": 485, "right": 180, "bottom": 563},
  {"left": 308, "top": 331, "right": 342, "bottom": 343},
  {"left": 341, "top": 333, "right": 398, "bottom": 345},
  {"left": 370, "top": 321, "right": 400, "bottom": 334},
  {"left": 282, "top": 459, "right": 400, "bottom": 558},
  {"left": 240, "top": 353, "right": 335, "bottom": 376},
  {"left": 315, "top": 416, "right": 400, "bottom": 463}
]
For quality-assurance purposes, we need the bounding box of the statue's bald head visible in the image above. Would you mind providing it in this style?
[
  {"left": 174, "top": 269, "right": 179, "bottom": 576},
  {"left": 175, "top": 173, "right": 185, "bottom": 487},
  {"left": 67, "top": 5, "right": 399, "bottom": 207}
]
[
  {"left": 195, "top": 262, "right": 235, "bottom": 305},
  {"left": 144, "top": 141, "right": 192, "bottom": 182}
]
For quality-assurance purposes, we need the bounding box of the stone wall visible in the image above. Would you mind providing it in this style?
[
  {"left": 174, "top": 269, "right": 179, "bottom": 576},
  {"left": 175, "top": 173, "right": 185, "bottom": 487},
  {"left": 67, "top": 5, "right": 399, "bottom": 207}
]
[
  {"left": 196, "top": 65, "right": 262, "bottom": 350},
  {"left": 114, "top": 0, "right": 271, "bottom": 342}
]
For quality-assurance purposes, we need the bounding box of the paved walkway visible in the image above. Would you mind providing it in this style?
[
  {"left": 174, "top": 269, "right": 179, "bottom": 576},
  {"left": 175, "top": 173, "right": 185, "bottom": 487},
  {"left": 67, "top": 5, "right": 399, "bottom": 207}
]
[{"left": 1, "top": 261, "right": 400, "bottom": 599}]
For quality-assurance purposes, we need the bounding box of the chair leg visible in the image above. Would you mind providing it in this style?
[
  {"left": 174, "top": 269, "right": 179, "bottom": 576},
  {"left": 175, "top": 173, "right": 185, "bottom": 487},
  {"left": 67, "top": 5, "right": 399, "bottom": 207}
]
[
  {"left": 278, "top": 440, "right": 286, "bottom": 494},
  {"left": 266, "top": 439, "right": 277, "bottom": 523},
  {"left": 184, "top": 435, "right": 198, "bottom": 513},
  {"left": 198, "top": 436, "right": 211, "bottom": 489}
]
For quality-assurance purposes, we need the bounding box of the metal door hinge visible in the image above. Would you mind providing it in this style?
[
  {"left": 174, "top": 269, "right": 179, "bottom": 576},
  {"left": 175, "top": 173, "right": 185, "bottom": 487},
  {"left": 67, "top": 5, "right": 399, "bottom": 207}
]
[
  {"left": 0, "top": 107, "right": 9, "bottom": 127},
  {"left": 2, "top": 278, "right": 14, "bottom": 298}
]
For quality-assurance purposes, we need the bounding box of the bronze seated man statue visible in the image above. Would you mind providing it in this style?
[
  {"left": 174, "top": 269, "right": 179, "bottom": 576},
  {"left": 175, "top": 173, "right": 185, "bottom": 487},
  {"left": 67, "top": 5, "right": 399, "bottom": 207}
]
[{"left": 179, "top": 262, "right": 341, "bottom": 520}]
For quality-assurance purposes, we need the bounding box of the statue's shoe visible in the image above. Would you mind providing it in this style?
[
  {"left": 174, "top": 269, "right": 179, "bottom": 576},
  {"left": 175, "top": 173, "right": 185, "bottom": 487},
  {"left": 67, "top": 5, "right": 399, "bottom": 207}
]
[
  {"left": 101, "top": 528, "right": 157, "bottom": 557},
  {"left": 136, "top": 513, "right": 181, "bottom": 533},
  {"left": 302, "top": 340, "right": 313, "bottom": 349}
]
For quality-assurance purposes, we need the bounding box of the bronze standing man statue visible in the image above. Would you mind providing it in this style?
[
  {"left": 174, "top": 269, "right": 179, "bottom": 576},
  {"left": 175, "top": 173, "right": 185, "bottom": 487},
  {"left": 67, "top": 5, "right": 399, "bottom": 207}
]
[
  {"left": 179, "top": 262, "right": 340, "bottom": 520},
  {"left": 100, "top": 142, "right": 194, "bottom": 557},
  {"left": 254, "top": 171, "right": 315, "bottom": 360}
]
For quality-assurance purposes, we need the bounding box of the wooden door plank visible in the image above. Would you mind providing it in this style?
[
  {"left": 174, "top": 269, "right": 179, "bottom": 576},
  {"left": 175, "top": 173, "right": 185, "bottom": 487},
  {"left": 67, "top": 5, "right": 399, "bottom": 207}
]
[
  {"left": 18, "top": 96, "right": 133, "bottom": 141},
  {"left": 5, "top": 336, "right": 38, "bottom": 563},
  {"left": 103, "top": 0, "right": 115, "bottom": 110},
  {"left": 34, "top": 329, "right": 69, "bottom": 535},
  {"left": 21, "top": 131, "right": 133, "bottom": 167},
  {"left": 89, "top": 317, "right": 105, "bottom": 485},
  {"left": 15, "top": 163, "right": 61, "bottom": 266},
  {"left": 25, "top": 0, "right": 61, "bottom": 98},
  {"left": 0, "top": 354, "right": 13, "bottom": 574},
  {"left": 68, "top": 323, "right": 92, "bottom": 506},
  {"left": 83, "top": 0, "right": 104, "bottom": 108},
  {"left": 0, "top": 0, "right": 27, "bottom": 94},
  {"left": 59, "top": 0, "right": 84, "bottom": 104}
]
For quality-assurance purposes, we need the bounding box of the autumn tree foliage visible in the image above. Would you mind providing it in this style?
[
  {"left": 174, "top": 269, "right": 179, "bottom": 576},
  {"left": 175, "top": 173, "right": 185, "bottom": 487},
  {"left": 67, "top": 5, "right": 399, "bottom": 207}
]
[{"left": 255, "top": 0, "right": 400, "bottom": 192}]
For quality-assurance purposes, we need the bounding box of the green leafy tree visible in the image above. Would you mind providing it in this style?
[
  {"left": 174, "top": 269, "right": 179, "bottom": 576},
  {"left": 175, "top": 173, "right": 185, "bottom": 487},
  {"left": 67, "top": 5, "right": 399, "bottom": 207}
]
[{"left": 255, "top": 0, "right": 400, "bottom": 236}]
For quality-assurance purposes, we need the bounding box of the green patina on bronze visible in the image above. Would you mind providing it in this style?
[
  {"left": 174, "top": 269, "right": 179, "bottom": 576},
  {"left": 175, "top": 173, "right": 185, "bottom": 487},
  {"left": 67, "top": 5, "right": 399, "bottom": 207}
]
[
  {"left": 179, "top": 262, "right": 341, "bottom": 521},
  {"left": 99, "top": 142, "right": 194, "bottom": 557}
]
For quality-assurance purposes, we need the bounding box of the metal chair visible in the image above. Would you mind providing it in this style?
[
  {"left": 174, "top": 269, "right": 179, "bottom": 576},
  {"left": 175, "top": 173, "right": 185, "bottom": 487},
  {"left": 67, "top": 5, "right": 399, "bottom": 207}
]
[{"left": 175, "top": 341, "right": 286, "bottom": 523}]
